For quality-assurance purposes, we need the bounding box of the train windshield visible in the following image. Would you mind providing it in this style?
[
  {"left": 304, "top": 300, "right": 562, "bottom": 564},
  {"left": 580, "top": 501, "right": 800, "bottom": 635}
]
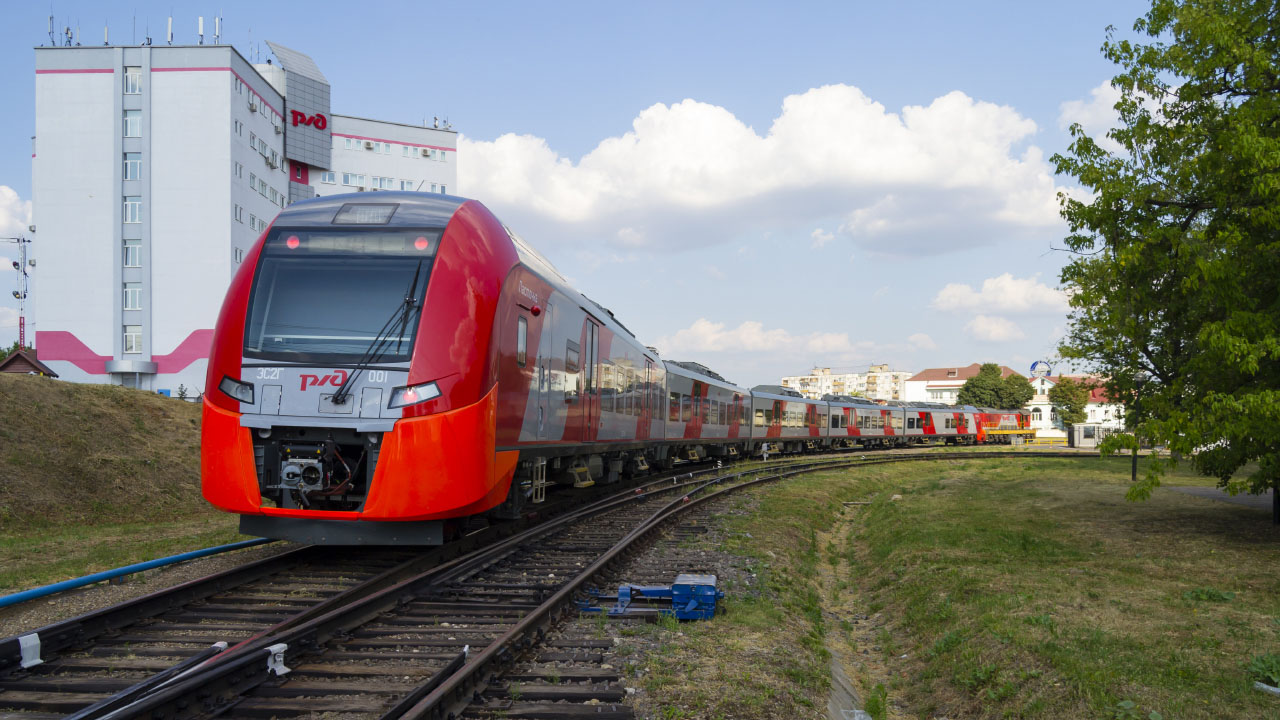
[{"left": 243, "top": 229, "right": 441, "bottom": 363}]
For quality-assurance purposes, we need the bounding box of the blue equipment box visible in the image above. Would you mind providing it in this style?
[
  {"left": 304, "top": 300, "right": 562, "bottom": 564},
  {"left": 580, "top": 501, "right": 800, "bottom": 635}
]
[{"left": 578, "top": 573, "right": 723, "bottom": 621}]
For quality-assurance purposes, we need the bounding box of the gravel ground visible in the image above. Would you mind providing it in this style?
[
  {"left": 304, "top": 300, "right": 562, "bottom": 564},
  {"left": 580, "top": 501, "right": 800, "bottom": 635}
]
[{"left": 0, "top": 541, "right": 301, "bottom": 639}]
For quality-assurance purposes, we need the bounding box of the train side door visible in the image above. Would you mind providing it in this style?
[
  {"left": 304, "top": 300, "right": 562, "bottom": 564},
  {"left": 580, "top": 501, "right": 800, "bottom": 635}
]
[{"left": 581, "top": 319, "right": 601, "bottom": 441}]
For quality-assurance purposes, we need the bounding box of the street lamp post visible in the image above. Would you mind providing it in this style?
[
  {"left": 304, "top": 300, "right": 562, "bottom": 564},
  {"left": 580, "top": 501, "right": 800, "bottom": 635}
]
[
  {"left": 4, "top": 235, "right": 33, "bottom": 350},
  {"left": 1131, "top": 371, "right": 1149, "bottom": 485}
]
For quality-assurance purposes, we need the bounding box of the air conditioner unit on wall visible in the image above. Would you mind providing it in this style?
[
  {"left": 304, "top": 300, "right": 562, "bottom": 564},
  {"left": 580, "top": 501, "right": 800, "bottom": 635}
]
[
  {"left": 364, "top": 141, "right": 374, "bottom": 150},
  {"left": 421, "top": 148, "right": 430, "bottom": 157},
  {"left": 274, "top": 126, "right": 282, "bottom": 135},
  {"left": 249, "top": 101, "right": 258, "bottom": 112}
]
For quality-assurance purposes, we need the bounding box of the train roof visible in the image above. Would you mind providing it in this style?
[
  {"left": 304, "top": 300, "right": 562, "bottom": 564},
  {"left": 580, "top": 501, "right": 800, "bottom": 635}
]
[
  {"left": 271, "top": 191, "right": 467, "bottom": 228},
  {"left": 751, "top": 384, "right": 807, "bottom": 399}
]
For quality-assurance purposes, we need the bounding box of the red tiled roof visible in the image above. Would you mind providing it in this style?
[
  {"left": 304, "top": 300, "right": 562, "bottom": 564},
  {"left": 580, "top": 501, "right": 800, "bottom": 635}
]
[{"left": 906, "top": 363, "right": 1022, "bottom": 382}]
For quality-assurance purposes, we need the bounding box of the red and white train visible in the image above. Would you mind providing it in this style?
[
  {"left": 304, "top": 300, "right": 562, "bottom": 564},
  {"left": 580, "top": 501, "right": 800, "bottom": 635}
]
[{"left": 202, "top": 193, "right": 1031, "bottom": 544}]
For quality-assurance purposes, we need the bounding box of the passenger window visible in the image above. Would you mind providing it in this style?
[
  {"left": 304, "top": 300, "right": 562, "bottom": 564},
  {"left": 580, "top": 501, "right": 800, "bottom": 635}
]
[
  {"left": 669, "top": 392, "right": 680, "bottom": 422},
  {"left": 682, "top": 394, "right": 691, "bottom": 423},
  {"left": 516, "top": 317, "right": 527, "bottom": 367}
]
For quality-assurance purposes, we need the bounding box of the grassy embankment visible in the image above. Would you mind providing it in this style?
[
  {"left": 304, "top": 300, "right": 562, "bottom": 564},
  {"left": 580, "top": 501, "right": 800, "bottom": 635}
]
[
  {"left": 0, "top": 373, "right": 239, "bottom": 593},
  {"left": 636, "top": 455, "right": 1279, "bottom": 720}
]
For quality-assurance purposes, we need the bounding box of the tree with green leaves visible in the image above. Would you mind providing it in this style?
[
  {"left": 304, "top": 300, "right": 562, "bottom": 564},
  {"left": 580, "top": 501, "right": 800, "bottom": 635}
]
[
  {"left": 998, "top": 374, "right": 1035, "bottom": 409},
  {"left": 1048, "top": 377, "right": 1092, "bottom": 427},
  {"left": 956, "top": 363, "right": 1032, "bottom": 408},
  {"left": 956, "top": 363, "right": 1005, "bottom": 407},
  {"left": 1053, "top": 0, "right": 1280, "bottom": 521}
]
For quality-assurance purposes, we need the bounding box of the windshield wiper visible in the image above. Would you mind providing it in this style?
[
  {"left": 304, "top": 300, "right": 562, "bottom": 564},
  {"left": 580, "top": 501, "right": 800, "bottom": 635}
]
[{"left": 331, "top": 261, "right": 424, "bottom": 406}]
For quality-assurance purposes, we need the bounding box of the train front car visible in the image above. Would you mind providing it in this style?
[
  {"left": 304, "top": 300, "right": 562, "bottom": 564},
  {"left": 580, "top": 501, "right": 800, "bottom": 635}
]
[{"left": 201, "top": 193, "right": 521, "bottom": 544}]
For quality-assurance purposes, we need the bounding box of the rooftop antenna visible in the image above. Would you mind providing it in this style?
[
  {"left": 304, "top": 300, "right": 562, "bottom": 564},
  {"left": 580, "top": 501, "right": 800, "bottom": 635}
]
[
  {"left": 103, "top": 21, "right": 108, "bottom": 45},
  {"left": 213, "top": 15, "right": 220, "bottom": 45},
  {"left": 166, "top": 15, "right": 172, "bottom": 44},
  {"left": 63, "top": 25, "right": 71, "bottom": 46},
  {"left": 132, "top": 13, "right": 135, "bottom": 44},
  {"left": 75, "top": 23, "right": 80, "bottom": 46},
  {"left": 198, "top": 16, "right": 203, "bottom": 44},
  {"left": 47, "top": 15, "right": 54, "bottom": 46}
]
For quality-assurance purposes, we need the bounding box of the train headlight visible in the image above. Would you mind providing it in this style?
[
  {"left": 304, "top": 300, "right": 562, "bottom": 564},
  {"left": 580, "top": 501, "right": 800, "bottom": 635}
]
[
  {"left": 388, "top": 381, "right": 440, "bottom": 409},
  {"left": 219, "top": 375, "right": 255, "bottom": 404}
]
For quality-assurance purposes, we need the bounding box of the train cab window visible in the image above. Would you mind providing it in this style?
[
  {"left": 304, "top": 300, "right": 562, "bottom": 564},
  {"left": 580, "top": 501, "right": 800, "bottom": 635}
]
[
  {"left": 669, "top": 392, "right": 680, "bottom": 422},
  {"left": 566, "top": 343, "right": 579, "bottom": 372},
  {"left": 830, "top": 414, "right": 839, "bottom": 429},
  {"left": 754, "top": 408, "right": 765, "bottom": 427},
  {"left": 516, "top": 317, "right": 527, "bottom": 367}
]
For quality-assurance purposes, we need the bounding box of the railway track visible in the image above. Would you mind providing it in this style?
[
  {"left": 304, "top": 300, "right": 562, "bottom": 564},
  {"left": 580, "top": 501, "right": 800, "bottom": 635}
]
[{"left": 0, "top": 449, "right": 1086, "bottom": 719}]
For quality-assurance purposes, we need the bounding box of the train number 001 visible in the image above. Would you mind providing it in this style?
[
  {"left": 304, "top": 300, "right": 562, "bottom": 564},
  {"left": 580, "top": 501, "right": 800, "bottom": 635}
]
[{"left": 368, "top": 370, "right": 388, "bottom": 382}]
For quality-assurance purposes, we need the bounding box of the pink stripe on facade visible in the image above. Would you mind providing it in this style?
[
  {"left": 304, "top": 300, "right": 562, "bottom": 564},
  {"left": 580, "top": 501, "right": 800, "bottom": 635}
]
[
  {"left": 36, "top": 331, "right": 110, "bottom": 374},
  {"left": 36, "top": 329, "right": 215, "bottom": 375},
  {"left": 156, "top": 329, "right": 215, "bottom": 373},
  {"left": 332, "top": 132, "right": 454, "bottom": 152},
  {"left": 153, "top": 66, "right": 282, "bottom": 118},
  {"left": 35, "top": 68, "right": 114, "bottom": 74}
]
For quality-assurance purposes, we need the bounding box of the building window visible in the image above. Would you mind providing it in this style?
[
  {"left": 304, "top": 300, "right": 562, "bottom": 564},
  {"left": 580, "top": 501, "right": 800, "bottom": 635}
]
[
  {"left": 123, "top": 325, "right": 142, "bottom": 354},
  {"left": 249, "top": 172, "right": 257, "bottom": 189},
  {"left": 370, "top": 176, "right": 394, "bottom": 190},
  {"left": 123, "top": 196, "right": 141, "bottom": 223},
  {"left": 439, "top": 184, "right": 447, "bottom": 194},
  {"left": 235, "top": 77, "right": 243, "bottom": 94},
  {"left": 438, "top": 150, "right": 447, "bottom": 162},
  {"left": 123, "top": 66, "right": 141, "bottom": 94},
  {"left": 430, "top": 183, "right": 437, "bottom": 192},
  {"left": 249, "top": 213, "right": 257, "bottom": 229},
  {"left": 123, "top": 152, "right": 141, "bottom": 180},
  {"left": 234, "top": 161, "right": 243, "bottom": 178},
  {"left": 234, "top": 247, "right": 244, "bottom": 263},
  {"left": 234, "top": 119, "right": 243, "bottom": 136},
  {"left": 345, "top": 138, "right": 356, "bottom": 150},
  {"left": 234, "top": 204, "right": 243, "bottom": 223},
  {"left": 123, "top": 110, "right": 140, "bottom": 137},
  {"left": 400, "top": 180, "right": 414, "bottom": 191},
  {"left": 123, "top": 282, "right": 141, "bottom": 310},
  {"left": 320, "top": 171, "right": 335, "bottom": 184},
  {"left": 123, "top": 239, "right": 141, "bottom": 267},
  {"left": 342, "top": 173, "right": 365, "bottom": 187}
]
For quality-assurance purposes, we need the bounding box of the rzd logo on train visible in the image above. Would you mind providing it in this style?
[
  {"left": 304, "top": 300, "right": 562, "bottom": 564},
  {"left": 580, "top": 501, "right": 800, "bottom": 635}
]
[{"left": 299, "top": 369, "right": 348, "bottom": 391}]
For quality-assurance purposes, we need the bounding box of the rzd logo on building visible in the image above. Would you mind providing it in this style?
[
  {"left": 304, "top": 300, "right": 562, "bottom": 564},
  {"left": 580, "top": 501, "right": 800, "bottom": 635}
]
[{"left": 290, "top": 111, "right": 327, "bottom": 130}]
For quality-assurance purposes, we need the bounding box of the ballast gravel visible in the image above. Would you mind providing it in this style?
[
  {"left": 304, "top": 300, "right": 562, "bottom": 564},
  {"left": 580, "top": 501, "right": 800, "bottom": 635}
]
[{"left": 0, "top": 541, "right": 300, "bottom": 639}]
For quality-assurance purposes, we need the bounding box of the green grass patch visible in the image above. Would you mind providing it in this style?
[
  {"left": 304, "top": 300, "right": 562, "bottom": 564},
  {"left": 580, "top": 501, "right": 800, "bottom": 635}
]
[
  {"left": 839, "top": 457, "right": 1280, "bottom": 719},
  {"left": 0, "top": 513, "right": 243, "bottom": 593}
]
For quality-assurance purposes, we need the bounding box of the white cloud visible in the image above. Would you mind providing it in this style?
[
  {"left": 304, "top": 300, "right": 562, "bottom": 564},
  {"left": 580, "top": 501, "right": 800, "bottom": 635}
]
[
  {"left": 932, "top": 273, "right": 1068, "bottom": 314},
  {"left": 461, "top": 85, "right": 1065, "bottom": 256},
  {"left": 966, "top": 315, "right": 1026, "bottom": 342},
  {"left": 1059, "top": 81, "right": 1125, "bottom": 154},
  {"left": 654, "top": 318, "right": 875, "bottom": 357},
  {"left": 810, "top": 228, "right": 834, "bottom": 249},
  {"left": 908, "top": 333, "right": 937, "bottom": 351},
  {"left": 0, "top": 186, "right": 31, "bottom": 238}
]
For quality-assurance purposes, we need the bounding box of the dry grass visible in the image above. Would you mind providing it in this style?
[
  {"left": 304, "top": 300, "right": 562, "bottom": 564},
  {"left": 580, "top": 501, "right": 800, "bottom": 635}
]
[
  {"left": 0, "top": 373, "right": 204, "bottom": 530},
  {"left": 0, "top": 373, "right": 245, "bottom": 594},
  {"left": 633, "top": 456, "right": 1279, "bottom": 719}
]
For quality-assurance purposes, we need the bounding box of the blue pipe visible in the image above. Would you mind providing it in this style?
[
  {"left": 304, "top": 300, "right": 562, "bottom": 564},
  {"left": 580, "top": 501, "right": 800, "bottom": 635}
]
[{"left": 0, "top": 538, "right": 276, "bottom": 609}]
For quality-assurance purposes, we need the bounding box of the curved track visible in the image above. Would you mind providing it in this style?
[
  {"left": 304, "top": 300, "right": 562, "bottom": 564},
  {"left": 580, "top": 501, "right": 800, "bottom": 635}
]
[{"left": 0, "top": 449, "right": 1088, "bottom": 719}]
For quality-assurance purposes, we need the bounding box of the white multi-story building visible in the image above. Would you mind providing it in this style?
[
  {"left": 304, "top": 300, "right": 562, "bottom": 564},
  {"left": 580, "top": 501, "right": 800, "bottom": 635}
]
[
  {"left": 31, "top": 40, "right": 456, "bottom": 394},
  {"left": 780, "top": 364, "right": 911, "bottom": 401}
]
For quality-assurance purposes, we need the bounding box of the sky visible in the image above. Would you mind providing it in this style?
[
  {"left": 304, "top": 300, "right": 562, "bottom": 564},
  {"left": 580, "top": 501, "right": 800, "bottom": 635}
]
[{"left": 0, "top": 0, "right": 1148, "bottom": 386}]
